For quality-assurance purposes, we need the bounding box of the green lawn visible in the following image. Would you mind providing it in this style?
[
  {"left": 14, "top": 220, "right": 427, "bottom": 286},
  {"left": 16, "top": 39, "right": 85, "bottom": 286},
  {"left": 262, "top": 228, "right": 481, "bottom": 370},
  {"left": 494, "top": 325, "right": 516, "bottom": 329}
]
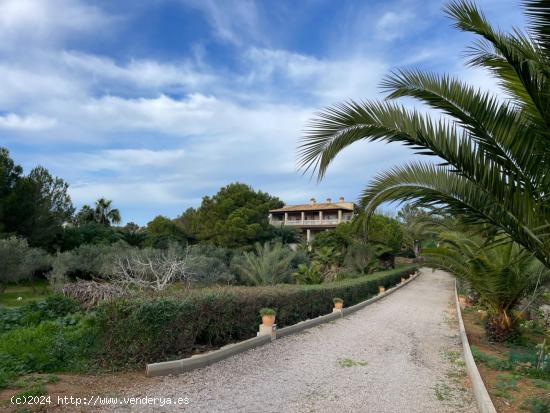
[{"left": 0, "top": 280, "right": 51, "bottom": 307}]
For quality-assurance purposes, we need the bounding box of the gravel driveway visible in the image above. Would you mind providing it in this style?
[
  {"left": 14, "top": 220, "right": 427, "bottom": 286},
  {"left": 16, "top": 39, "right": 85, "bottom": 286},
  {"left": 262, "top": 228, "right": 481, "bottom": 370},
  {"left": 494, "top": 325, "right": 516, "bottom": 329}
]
[{"left": 102, "top": 269, "right": 477, "bottom": 413}]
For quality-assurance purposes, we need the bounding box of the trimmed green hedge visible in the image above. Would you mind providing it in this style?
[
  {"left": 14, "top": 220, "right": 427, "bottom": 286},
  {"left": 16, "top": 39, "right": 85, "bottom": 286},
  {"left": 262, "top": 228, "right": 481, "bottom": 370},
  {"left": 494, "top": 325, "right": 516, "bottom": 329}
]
[{"left": 97, "top": 265, "right": 416, "bottom": 365}]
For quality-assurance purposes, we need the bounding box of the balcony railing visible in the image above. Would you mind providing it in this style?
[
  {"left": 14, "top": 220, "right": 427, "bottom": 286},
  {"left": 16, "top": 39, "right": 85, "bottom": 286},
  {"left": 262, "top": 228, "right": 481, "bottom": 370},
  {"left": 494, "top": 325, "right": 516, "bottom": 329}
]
[{"left": 269, "top": 217, "right": 351, "bottom": 226}]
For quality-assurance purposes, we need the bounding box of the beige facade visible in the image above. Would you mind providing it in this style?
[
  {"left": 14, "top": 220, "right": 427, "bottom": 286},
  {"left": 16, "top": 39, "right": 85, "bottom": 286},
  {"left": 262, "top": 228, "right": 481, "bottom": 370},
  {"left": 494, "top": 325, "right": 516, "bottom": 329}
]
[{"left": 269, "top": 197, "right": 355, "bottom": 243}]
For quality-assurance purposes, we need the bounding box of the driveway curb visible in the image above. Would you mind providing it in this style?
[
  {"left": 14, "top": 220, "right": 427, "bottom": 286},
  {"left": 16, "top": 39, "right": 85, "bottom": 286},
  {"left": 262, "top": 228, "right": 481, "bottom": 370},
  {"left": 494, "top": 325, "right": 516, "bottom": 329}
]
[
  {"left": 146, "top": 270, "right": 420, "bottom": 377},
  {"left": 454, "top": 280, "right": 497, "bottom": 413}
]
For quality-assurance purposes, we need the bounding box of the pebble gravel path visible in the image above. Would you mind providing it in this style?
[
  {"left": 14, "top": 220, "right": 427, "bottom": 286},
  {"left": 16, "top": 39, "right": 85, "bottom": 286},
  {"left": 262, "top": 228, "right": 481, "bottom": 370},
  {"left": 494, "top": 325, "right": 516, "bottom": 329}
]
[{"left": 102, "top": 269, "right": 477, "bottom": 413}]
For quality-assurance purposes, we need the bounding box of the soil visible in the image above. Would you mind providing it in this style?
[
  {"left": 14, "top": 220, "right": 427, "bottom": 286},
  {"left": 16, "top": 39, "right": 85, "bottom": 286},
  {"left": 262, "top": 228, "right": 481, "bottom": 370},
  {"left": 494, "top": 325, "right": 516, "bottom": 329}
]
[
  {"left": 461, "top": 305, "right": 549, "bottom": 413},
  {"left": 0, "top": 371, "right": 159, "bottom": 412}
]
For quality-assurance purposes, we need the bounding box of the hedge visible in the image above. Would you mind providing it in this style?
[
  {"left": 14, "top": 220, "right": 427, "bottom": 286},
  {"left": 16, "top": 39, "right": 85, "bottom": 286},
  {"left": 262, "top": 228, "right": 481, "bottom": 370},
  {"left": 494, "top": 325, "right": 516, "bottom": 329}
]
[{"left": 97, "top": 265, "right": 417, "bottom": 365}]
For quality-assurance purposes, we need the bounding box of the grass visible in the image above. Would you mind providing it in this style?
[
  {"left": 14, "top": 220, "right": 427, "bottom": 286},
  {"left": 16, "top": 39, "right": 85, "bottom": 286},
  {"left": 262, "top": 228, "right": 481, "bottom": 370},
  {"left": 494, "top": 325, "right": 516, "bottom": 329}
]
[
  {"left": 434, "top": 382, "right": 453, "bottom": 401},
  {"left": 11, "top": 374, "right": 58, "bottom": 397},
  {"left": 493, "top": 373, "right": 519, "bottom": 400},
  {"left": 532, "top": 379, "right": 550, "bottom": 390},
  {"left": 462, "top": 306, "right": 550, "bottom": 412},
  {"left": 0, "top": 280, "right": 51, "bottom": 308},
  {"left": 471, "top": 345, "right": 514, "bottom": 370},
  {"left": 444, "top": 350, "right": 467, "bottom": 382},
  {"left": 337, "top": 358, "right": 368, "bottom": 367},
  {"left": 521, "top": 398, "right": 550, "bottom": 413}
]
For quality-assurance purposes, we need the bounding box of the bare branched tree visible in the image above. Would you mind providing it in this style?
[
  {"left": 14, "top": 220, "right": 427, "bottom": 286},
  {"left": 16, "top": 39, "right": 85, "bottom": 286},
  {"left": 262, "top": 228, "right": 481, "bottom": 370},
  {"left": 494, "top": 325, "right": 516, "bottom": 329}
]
[{"left": 112, "top": 245, "right": 194, "bottom": 292}]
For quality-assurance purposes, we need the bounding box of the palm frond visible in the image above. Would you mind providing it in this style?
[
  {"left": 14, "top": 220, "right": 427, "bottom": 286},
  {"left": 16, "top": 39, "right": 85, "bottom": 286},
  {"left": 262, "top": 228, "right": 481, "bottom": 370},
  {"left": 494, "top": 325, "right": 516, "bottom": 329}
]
[{"left": 523, "top": 0, "right": 550, "bottom": 56}]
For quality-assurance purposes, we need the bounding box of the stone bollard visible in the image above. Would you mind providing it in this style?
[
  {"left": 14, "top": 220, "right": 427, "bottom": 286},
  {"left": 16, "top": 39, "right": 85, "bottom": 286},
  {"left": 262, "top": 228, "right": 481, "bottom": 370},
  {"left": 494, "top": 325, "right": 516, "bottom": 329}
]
[
  {"left": 401, "top": 277, "right": 406, "bottom": 283},
  {"left": 257, "top": 324, "right": 277, "bottom": 341},
  {"left": 378, "top": 286, "right": 385, "bottom": 295}
]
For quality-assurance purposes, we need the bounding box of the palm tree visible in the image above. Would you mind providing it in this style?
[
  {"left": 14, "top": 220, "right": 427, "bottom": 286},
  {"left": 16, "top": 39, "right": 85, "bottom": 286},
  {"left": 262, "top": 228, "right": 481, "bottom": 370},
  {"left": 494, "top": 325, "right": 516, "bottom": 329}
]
[
  {"left": 396, "top": 205, "right": 437, "bottom": 255},
  {"left": 93, "top": 198, "right": 121, "bottom": 226},
  {"left": 424, "top": 232, "right": 549, "bottom": 341},
  {"left": 298, "top": 1, "right": 550, "bottom": 269},
  {"left": 231, "top": 242, "right": 295, "bottom": 285}
]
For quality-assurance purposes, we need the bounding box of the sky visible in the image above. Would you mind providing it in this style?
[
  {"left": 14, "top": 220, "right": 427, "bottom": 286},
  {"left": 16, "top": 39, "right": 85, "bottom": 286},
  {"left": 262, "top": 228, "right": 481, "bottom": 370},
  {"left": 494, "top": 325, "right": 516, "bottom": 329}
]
[{"left": 0, "top": 0, "right": 523, "bottom": 225}]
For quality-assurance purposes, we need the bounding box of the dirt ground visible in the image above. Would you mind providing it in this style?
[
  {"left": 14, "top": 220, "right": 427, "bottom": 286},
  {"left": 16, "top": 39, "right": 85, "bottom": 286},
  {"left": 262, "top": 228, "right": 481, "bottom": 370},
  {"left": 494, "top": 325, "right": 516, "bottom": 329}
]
[
  {"left": 0, "top": 371, "right": 158, "bottom": 412},
  {"left": 462, "top": 306, "right": 549, "bottom": 412}
]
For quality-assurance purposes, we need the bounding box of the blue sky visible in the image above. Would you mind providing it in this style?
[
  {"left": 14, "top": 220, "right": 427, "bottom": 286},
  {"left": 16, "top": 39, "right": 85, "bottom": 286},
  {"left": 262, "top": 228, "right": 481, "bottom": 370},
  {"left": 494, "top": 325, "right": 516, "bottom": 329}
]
[{"left": 0, "top": 0, "right": 522, "bottom": 225}]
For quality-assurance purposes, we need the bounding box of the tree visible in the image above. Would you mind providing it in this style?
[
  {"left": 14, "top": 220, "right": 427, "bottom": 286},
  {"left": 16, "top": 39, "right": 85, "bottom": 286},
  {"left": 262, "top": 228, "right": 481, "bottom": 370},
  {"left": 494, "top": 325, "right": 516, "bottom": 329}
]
[
  {"left": 143, "top": 215, "right": 187, "bottom": 248},
  {"left": 0, "top": 149, "right": 74, "bottom": 249},
  {"left": 424, "top": 233, "right": 550, "bottom": 341},
  {"left": 396, "top": 205, "right": 437, "bottom": 255},
  {"left": 75, "top": 205, "right": 95, "bottom": 226},
  {"left": 0, "top": 147, "right": 23, "bottom": 234},
  {"left": 298, "top": 1, "right": 550, "bottom": 269},
  {"left": 311, "top": 230, "right": 350, "bottom": 255},
  {"left": 93, "top": 198, "right": 121, "bottom": 226},
  {"left": 119, "top": 222, "right": 146, "bottom": 247},
  {"left": 366, "top": 214, "right": 403, "bottom": 254},
  {"left": 112, "top": 244, "right": 193, "bottom": 292},
  {"left": 0, "top": 237, "right": 50, "bottom": 292},
  {"left": 231, "top": 242, "right": 295, "bottom": 285},
  {"left": 59, "top": 222, "right": 124, "bottom": 250},
  {"left": 177, "top": 183, "right": 284, "bottom": 248}
]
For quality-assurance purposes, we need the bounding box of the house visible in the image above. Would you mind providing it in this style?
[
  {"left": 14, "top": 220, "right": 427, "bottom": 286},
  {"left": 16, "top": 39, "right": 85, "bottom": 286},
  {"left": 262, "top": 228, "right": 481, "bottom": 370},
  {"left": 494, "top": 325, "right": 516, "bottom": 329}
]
[{"left": 268, "top": 197, "right": 355, "bottom": 243}]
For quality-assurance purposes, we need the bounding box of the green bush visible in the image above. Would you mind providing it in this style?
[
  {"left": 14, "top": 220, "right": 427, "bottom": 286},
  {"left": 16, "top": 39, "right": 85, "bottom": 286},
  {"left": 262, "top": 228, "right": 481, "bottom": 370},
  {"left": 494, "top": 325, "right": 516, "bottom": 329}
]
[
  {"left": 292, "top": 263, "right": 323, "bottom": 284},
  {"left": 0, "top": 237, "right": 51, "bottom": 291},
  {"left": 0, "top": 295, "right": 80, "bottom": 334},
  {"left": 50, "top": 241, "right": 132, "bottom": 283},
  {"left": 0, "top": 311, "right": 99, "bottom": 388},
  {"left": 230, "top": 242, "right": 296, "bottom": 285},
  {"left": 187, "top": 244, "right": 235, "bottom": 285},
  {"left": 97, "top": 265, "right": 416, "bottom": 365}
]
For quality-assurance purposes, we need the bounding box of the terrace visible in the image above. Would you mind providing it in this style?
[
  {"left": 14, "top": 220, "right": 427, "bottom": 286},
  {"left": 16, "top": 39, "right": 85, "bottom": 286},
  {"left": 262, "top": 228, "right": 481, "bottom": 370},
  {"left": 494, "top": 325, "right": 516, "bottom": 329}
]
[{"left": 269, "top": 197, "right": 355, "bottom": 242}]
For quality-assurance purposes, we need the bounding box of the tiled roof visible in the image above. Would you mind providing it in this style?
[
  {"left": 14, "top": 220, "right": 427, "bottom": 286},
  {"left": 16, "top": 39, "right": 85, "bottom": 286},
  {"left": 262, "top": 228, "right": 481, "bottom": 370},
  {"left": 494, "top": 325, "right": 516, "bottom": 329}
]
[{"left": 269, "top": 202, "right": 355, "bottom": 213}]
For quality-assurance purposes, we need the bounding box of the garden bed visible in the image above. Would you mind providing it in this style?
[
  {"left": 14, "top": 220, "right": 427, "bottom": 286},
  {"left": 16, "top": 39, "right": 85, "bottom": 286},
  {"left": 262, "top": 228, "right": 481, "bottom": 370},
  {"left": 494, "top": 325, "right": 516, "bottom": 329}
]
[
  {"left": 0, "top": 265, "right": 416, "bottom": 402},
  {"left": 461, "top": 304, "right": 550, "bottom": 412}
]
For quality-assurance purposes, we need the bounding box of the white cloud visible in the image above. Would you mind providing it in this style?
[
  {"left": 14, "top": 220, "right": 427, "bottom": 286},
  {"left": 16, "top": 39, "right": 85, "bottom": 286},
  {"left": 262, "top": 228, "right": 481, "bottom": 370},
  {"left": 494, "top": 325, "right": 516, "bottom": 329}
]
[
  {"left": 69, "top": 180, "right": 186, "bottom": 206},
  {"left": 0, "top": 0, "right": 110, "bottom": 50},
  {"left": 181, "top": 0, "right": 264, "bottom": 45},
  {"left": 244, "top": 48, "right": 388, "bottom": 102},
  {"left": 0, "top": 62, "right": 86, "bottom": 108},
  {"left": 375, "top": 11, "right": 415, "bottom": 41},
  {"left": 58, "top": 149, "right": 187, "bottom": 172},
  {"left": 0, "top": 113, "right": 56, "bottom": 131},
  {"left": 61, "top": 52, "right": 214, "bottom": 90}
]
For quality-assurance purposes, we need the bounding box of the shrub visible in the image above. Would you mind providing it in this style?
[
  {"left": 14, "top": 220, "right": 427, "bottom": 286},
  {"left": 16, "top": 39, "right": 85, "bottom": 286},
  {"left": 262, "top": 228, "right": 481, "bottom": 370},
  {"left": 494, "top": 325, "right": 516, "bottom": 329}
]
[
  {"left": 0, "top": 237, "right": 51, "bottom": 291},
  {"left": 0, "top": 295, "right": 80, "bottom": 334},
  {"left": 343, "top": 240, "right": 382, "bottom": 274},
  {"left": 293, "top": 263, "right": 323, "bottom": 284},
  {"left": 187, "top": 244, "right": 235, "bottom": 285},
  {"left": 230, "top": 242, "right": 295, "bottom": 285},
  {"left": 0, "top": 313, "right": 99, "bottom": 388},
  {"left": 97, "top": 265, "right": 416, "bottom": 365},
  {"left": 333, "top": 297, "right": 343, "bottom": 304},
  {"left": 49, "top": 241, "right": 132, "bottom": 285}
]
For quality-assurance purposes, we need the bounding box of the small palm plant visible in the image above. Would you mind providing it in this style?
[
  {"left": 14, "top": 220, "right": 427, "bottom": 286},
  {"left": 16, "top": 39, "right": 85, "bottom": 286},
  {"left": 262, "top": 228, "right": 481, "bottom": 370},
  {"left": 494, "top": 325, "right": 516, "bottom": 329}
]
[
  {"left": 231, "top": 242, "right": 295, "bottom": 285},
  {"left": 293, "top": 263, "right": 324, "bottom": 284},
  {"left": 424, "top": 233, "right": 550, "bottom": 341}
]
